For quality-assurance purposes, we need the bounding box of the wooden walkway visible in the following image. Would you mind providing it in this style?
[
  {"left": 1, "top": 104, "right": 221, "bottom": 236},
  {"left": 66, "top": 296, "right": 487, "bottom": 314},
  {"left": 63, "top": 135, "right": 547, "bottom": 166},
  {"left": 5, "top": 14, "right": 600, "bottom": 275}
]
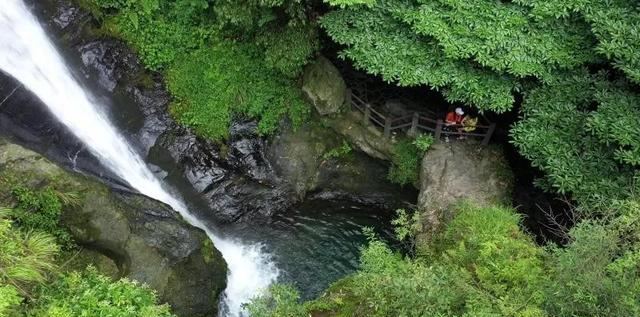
[{"left": 346, "top": 88, "right": 496, "bottom": 146}]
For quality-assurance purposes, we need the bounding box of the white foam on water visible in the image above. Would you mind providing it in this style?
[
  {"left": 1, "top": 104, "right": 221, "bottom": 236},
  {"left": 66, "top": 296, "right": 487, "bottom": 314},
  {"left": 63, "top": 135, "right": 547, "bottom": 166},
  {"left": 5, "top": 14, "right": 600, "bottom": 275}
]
[{"left": 0, "top": 1, "right": 279, "bottom": 315}]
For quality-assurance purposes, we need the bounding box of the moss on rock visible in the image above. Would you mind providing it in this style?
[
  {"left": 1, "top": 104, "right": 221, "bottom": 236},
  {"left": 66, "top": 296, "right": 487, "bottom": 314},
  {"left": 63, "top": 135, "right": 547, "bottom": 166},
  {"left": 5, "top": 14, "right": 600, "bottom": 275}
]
[{"left": 0, "top": 139, "right": 227, "bottom": 317}]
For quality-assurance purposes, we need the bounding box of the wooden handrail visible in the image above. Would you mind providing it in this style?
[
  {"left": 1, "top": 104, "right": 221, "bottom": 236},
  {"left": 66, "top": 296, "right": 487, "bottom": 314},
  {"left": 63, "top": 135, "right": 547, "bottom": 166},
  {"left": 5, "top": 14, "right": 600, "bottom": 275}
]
[
  {"left": 351, "top": 92, "right": 366, "bottom": 105},
  {"left": 347, "top": 89, "right": 495, "bottom": 145},
  {"left": 369, "top": 107, "right": 386, "bottom": 119}
]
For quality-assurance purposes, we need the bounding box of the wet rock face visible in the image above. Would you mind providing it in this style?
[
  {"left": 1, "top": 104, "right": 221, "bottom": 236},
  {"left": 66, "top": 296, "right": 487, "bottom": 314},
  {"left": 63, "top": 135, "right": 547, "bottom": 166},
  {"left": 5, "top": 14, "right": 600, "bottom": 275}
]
[
  {"left": 152, "top": 121, "right": 296, "bottom": 223},
  {"left": 0, "top": 139, "right": 227, "bottom": 317},
  {"left": 52, "top": 3, "right": 80, "bottom": 28},
  {"left": 79, "top": 40, "right": 140, "bottom": 92},
  {"left": 227, "top": 120, "right": 274, "bottom": 182}
]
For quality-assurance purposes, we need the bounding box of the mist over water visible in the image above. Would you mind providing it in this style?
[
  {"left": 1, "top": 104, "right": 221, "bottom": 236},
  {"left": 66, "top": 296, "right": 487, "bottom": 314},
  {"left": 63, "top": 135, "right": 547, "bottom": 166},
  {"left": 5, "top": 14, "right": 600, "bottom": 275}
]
[{"left": 0, "top": 1, "right": 278, "bottom": 315}]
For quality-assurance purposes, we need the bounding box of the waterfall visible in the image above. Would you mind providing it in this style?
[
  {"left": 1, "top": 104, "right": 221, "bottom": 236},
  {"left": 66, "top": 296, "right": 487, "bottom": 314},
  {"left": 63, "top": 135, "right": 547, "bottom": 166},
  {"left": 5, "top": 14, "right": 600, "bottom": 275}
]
[{"left": 0, "top": 1, "right": 278, "bottom": 315}]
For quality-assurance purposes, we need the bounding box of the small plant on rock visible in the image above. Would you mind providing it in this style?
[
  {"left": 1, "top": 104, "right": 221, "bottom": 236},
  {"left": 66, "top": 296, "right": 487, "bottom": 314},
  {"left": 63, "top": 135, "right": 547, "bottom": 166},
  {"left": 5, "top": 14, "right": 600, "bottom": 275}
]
[{"left": 323, "top": 140, "right": 353, "bottom": 160}]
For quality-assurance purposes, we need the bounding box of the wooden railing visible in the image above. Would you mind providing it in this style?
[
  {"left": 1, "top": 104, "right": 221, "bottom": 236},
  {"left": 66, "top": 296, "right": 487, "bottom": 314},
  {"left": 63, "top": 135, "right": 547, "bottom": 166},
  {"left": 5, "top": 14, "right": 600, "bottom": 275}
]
[{"left": 346, "top": 88, "right": 496, "bottom": 146}]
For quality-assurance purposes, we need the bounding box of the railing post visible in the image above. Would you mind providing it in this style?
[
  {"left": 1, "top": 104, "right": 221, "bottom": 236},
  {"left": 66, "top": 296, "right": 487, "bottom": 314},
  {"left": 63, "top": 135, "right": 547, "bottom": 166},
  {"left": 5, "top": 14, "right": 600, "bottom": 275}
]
[
  {"left": 408, "top": 112, "right": 419, "bottom": 136},
  {"left": 384, "top": 117, "right": 392, "bottom": 138},
  {"left": 363, "top": 104, "right": 371, "bottom": 127},
  {"left": 482, "top": 123, "right": 496, "bottom": 146},
  {"left": 345, "top": 88, "right": 352, "bottom": 109},
  {"left": 434, "top": 119, "right": 443, "bottom": 143}
]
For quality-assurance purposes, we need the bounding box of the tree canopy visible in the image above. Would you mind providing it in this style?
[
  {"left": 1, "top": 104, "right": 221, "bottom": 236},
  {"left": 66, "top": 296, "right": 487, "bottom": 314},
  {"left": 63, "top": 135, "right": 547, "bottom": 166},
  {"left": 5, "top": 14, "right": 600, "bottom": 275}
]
[{"left": 321, "top": 0, "right": 640, "bottom": 211}]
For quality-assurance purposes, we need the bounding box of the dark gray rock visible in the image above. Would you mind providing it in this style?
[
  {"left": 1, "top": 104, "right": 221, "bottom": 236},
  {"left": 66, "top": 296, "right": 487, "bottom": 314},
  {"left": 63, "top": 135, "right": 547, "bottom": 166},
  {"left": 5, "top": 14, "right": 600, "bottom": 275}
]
[
  {"left": 51, "top": 0, "right": 81, "bottom": 29},
  {"left": 152, "top": 123, "right": 296, "bottom": 223},
  {"left": 79, "top": 40, "right": 140, "bottom": 92}
]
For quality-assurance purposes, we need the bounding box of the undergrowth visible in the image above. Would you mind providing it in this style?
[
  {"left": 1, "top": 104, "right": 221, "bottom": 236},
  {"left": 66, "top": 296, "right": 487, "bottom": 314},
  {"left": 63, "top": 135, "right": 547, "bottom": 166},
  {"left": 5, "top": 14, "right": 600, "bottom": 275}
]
[{"left": 387, "top": 134, "right": 434, "bottom": 186}]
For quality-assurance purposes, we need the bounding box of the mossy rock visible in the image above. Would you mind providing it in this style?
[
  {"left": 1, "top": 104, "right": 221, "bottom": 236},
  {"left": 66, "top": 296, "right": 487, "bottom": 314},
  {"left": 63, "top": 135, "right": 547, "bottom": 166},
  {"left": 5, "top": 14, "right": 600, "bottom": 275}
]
[
  {"left": 0, "top": 139, "right": 227, "bottom": 317},
  {"left": 59, "top": 248, "right": 120, "bottom": 280},
  {"left": 416, "top": 141, "right": 514, "bottom": 243},
  {"left": 302, "top": 56, "right": 347, "bottom": 116}
]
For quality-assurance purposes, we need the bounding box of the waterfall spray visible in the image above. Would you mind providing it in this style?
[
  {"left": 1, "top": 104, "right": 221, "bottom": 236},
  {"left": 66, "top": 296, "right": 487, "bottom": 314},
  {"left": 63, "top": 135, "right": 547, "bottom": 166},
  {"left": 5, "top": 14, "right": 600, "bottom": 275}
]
[{"left": 0, "top": 1, "right": 278, "bottom": 315}]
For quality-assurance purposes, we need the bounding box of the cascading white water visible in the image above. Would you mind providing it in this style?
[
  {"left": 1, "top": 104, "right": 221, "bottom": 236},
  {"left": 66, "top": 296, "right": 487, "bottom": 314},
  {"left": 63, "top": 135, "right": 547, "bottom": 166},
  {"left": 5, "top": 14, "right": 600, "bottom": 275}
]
[{"left": 0, "top": 1, "right": 279, "bottom": 315}]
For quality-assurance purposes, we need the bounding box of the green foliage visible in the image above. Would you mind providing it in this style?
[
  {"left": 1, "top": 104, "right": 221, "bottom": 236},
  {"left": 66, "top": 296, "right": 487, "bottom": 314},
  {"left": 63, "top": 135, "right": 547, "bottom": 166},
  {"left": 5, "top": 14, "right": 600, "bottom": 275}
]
[
  {"left": 9, "top": 186, "right": 73, "bottom": 249},
  {"left": 510, "top": 71, "right": 640, "bottom": 211},
  {"left": 211, "top": 0, "right": 309, "bottom": 36},
  {"left": 167, "top": 43, "right": 309, "bottom": 140},
  {"left": 323, "top": 140, "right": 352, "bottom": 160},
  {"left": 387, "top": 139, "right": 423, "bottom": 186},
  {"left": 248, "top": 203, "right": 548, "bottom": 317},
  {"left": 29, "top": 266, "right": 176, "bottom": 317},
  {"left": 545, "top": 221, "right": 640, "bottom": 316},
  {"left": 411, "top": 133, "right": 434, "bottom": 152},
  {"left": 257, "top": 24, "right": 319, "bottom": 78},
  {"left": 320, "top": 0, "right": 639, "bottom": 112},
  {"left": 0, "top": 208, "right": 59, "bottom": 299},
  {"left": 93, "top": 0, "right": 212, "bottom": 70},
  {"left": 244, "top": 284, "right": 307, "bottom": 317},
  {"left": 387, "top": 134, "right": 437, "bottom": 185},
  {"left": 325, "top": 0, "right": 377, "bottom": 8},
  {"left": 89, "top": 0, "right": 318, "bottom": 141},
  {"left": 0, "top": 284, "right": 21, "bottom": 317},
  {"left": 321, "top": 2, "right": 518, "bottom": 112},
  {"left": 390, "top": 208, "right": 421, "bottom": 242},
  {"left": 436, "top": 203, "right": 547, "bottom": 317},
  {"left": 516, "top": 0, "right": 640, "bottom": 84},
  {"left": 400, "top": 0, "right": 597, "bottom": 80}
]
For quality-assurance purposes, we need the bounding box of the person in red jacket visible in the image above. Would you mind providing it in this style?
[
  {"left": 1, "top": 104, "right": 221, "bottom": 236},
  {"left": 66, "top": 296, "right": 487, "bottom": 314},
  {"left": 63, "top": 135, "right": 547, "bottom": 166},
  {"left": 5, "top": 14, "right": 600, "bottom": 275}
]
[{"left": 445, "top": 107, "right": 464, "bottom": 126}]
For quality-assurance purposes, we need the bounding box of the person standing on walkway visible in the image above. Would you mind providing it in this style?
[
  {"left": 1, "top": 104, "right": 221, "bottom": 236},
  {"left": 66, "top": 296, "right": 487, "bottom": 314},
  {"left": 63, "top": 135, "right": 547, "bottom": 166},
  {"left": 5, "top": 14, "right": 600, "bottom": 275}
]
[{"left": 445, "top": 107, "right": 464, "bottom": 126}]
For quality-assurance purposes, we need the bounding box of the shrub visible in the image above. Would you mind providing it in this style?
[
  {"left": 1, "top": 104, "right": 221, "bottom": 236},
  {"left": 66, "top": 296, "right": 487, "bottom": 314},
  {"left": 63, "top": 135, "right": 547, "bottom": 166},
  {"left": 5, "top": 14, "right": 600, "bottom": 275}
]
[
  {"left": 323, "top": 140, "right": 353, "bottom": 160},
  {"left": 387, "top": 139, "right": 423, "bottom": 186},
  {"left": 0, "top": 207, "right": 59, "bottom": 300},
  {"left": 545, "top": 221, "right": 640, "bottom": 316},
  {"left": 10, "top": 186, "right": 74, "bottom": 249},
  {"left": 244, "top": 284, "right": 307, "bottom": 317},
  {"left": 0, "top": 285, "right": 21, "bottom": 317},
  {"left": 257, "top": 24, "right": 320, "bottom": 78},
  {"left": 167, "top": 43, "right": 309, "bottom": 140},
  {"left": 412, "top": 134, "right": 434, "bottom": 152},
  {"left": 30, "top": 266, "right": 176, "bottom": 317}
]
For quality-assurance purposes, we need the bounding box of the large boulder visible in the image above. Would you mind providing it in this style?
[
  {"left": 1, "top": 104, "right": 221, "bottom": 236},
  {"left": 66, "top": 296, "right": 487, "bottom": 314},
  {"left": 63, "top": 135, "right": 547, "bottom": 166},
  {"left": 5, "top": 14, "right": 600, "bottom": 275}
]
[
  {"left": 302, "top": 56, "right": 347, "bottom": 116},
  {"left": 0, "top": 139, "right": 227, "bottom": 317},
  {"left": 417, "top": 141, "right": 513, "bottom": 237}
]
